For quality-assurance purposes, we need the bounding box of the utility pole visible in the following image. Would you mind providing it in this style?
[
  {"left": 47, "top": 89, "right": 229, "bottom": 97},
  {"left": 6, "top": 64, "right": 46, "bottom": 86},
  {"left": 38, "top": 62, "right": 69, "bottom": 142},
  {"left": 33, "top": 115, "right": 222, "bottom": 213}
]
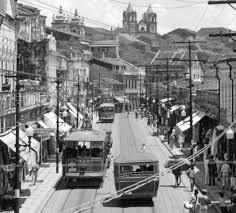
[
  {"left": 15, "top": 67, "right": 20, "bottom": 213},
  {"left": 173, "top": 40, "right": 206, "bottom": 150},
  {"left": 56, "top": 70, "right": 60, "bottom": 174},
  {"left": 139, "top": 74, "right": 141, "bottom": 106},
  {"left": 76, "top": 74, "right": 80, "bottom": 128}
]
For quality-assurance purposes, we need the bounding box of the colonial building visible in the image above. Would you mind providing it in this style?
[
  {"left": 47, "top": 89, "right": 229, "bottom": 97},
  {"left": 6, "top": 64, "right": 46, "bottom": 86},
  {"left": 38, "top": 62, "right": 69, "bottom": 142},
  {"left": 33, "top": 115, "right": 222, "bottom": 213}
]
[
  {"left": 123, "top": 3, "right": 157, "bottom": 34},
  {"left": 91, "top": 39, "right": 118, "bottom": 59},
  {"left": 51, "top": 6, "right": 85, "bottom": 38},
  {"left": 89, "top": 57, "right": 145, "bottom": 108},
  {"left": 17, "top": 3, "right": 46, "bottom": 42}
]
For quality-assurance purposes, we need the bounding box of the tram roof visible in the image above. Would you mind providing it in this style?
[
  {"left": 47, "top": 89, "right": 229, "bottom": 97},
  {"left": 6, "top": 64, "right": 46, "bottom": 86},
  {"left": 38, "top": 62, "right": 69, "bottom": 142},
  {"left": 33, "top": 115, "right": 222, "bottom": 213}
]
[
  {"left": 64, "top": 129, "right": 106, "bottom": 142},
  {"left": 114, "top": 150, "right": 158, "bottom": 164},
  {"left": 99, "top": 103, "right": 115, "bottom": 108}
]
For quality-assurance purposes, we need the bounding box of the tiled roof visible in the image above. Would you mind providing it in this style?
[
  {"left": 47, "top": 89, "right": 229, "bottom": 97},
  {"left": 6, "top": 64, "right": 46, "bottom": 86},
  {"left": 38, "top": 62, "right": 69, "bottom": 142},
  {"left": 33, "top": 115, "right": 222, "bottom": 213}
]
[{"left": 98, "top": 57, "right": 131, "bottom": 66}]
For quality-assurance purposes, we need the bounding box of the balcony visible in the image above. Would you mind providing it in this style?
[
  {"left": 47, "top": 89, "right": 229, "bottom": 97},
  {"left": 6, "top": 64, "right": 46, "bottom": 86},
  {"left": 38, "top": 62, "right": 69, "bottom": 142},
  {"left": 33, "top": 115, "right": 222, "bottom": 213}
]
[{"left": 0, "top": 90, "right": 42, "bottom": 116}]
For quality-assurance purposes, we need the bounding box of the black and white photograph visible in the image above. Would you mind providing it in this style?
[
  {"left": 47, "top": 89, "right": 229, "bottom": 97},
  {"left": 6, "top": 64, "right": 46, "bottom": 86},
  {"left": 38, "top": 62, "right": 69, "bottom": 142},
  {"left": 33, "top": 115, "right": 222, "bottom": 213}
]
[{"left": 0, "top": 0, "right": 236, "bottom": 212}]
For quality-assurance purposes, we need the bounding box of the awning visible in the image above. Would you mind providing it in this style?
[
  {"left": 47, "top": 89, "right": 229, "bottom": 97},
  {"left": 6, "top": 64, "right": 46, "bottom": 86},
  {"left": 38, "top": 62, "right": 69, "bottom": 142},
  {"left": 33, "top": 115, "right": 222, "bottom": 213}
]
[
  {"left": 114, "top": 96, "right": 130, "bottom": 103},
  {"left": 159, "top": 97, "right": 174, "bottom": 104},
  {"left": 67, "top": 102, "right": 83, "bottom": 119},
  {"left": 170, "top": 105, "right": 184, "bottom": 113},
  {"left": 43, "top": 112, "right": 72, "bottom": 133},
  {"left": 0, "top": 129, "right": 40, "bottom": 165},
  {"left": 176, "top": 111, "right": 206, "bottom": 132},
  {"left": 36, "top": 120, "right": 55, "bottom": 137}
]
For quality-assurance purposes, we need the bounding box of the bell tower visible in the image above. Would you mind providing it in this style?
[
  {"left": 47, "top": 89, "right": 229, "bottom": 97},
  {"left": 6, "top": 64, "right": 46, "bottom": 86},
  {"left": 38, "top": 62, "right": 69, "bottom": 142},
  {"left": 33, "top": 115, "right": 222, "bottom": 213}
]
[{"left": 122, "top": 2, "right": 137, "bottom": 34}]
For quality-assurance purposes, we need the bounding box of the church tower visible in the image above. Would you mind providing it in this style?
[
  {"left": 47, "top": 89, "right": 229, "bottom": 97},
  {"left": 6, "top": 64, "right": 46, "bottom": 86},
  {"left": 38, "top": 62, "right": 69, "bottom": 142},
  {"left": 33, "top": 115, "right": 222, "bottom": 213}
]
[
  {"left": 122, "top": 2, "right": 137, "bottom": 34},
  {"left": 144, "top": 5, "right": 157, "bottom": 33},
  {"left": 51, "top": 6, "right": 70, "bottom": 31},
  {"left": 70, "top": 9, "right": 85, "bottom": 36}
]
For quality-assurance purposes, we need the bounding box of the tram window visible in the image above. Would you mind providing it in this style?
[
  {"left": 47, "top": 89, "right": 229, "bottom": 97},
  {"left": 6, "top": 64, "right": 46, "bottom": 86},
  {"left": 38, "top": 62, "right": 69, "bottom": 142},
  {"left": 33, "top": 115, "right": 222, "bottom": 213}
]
[
  {"left": 91, "top": 148, "right": 102, "bottom": 158},
  {"left": 120, "top": 166, "right": 132, "bottom": 174},
  {"left": 143, "top": 164, "right": 154, "bottom": 173}
]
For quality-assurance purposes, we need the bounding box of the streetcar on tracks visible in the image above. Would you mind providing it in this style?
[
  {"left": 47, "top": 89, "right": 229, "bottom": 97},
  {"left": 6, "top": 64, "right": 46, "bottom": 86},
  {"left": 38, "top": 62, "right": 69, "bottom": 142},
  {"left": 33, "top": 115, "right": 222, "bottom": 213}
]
[
  {"left": 114, "top": 151, "right": 159, "bottom": 199},
  {"left": 62, "top": 116, "right": 108, "bottom": 187},
  {"left": 98, "top": 103, "right": 115, "bottom": 123}
]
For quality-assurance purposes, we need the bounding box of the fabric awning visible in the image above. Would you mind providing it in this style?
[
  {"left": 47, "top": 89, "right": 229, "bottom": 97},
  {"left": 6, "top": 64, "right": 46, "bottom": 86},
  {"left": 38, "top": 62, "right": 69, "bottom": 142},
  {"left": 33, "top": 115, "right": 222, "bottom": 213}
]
[
  {"left": 36, "top": 120, "right": 55, "bottom": 137},
  {"left": 159, "top": 97, "right": 174, "bottom": 104},
  {"left": 176, "top": 111, "right": 206, "bottom": 132},
  {"left": 43, "top": 112, "right": 72, "bottom": 133},
  {"left": 170, "top": 105, "right": 182, "bottom": 113},
  {"left": 114, "top": 96, "right": 130, "bottom": 103},
  {"left": 0, "top": 129, "right": 40, "bottom": 165},
  {"left": 67, "top": 102, "right": 83, "bottom": 119}
]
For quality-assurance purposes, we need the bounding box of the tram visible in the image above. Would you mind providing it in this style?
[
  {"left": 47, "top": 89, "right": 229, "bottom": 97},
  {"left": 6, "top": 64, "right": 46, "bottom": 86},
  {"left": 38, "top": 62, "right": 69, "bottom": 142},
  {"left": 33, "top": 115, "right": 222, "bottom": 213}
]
[
  {"left": 98, "top": 103, "right": 115, "bottom": 123},
  {"left": 62, "top": 117, "right": 108, "bottom": 186},
  {"left": 114, "top": 151, "right": 159, "bottom": 199}
]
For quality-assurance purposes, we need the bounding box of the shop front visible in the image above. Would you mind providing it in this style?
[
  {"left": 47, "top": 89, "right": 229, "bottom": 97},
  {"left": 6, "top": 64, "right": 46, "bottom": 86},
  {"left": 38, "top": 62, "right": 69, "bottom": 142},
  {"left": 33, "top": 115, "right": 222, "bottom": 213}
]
[
  {"left": 175, "top": 110, "right": 206, "bottom": 149},
  {"left": 0, "top": 128, "right": 40, "bottom": 198}
]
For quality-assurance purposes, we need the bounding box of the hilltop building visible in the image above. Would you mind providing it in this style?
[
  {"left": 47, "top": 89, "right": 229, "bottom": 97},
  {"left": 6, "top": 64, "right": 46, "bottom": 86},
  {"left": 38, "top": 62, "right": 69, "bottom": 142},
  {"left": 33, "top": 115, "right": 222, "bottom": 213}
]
[
  {"left": 51, "top": 6, "right": 85, "bottom": 37},
  {"left": 123, "top": 3, "right": 157, "bottom": 34}
]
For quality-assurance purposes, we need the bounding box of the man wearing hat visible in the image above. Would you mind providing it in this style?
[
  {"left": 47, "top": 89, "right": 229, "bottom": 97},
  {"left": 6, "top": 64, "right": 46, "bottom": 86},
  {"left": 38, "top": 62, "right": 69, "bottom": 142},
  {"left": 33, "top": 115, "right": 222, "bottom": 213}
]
[{"left": 198, "top": 189, "right": 211, "bottom": 213}]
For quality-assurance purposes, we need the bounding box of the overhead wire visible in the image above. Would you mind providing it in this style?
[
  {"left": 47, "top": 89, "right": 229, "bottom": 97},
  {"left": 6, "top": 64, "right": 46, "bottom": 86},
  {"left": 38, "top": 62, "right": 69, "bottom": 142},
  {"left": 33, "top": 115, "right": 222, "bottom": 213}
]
[
  {"left": 19, "top": 0, "right": 115, "bottom": 29},
  {"left": 61, "top": 120, "right": 236, "bottom": 213},
  {"left": 110, "top": 0, "right": 203, "bottom": 9}
]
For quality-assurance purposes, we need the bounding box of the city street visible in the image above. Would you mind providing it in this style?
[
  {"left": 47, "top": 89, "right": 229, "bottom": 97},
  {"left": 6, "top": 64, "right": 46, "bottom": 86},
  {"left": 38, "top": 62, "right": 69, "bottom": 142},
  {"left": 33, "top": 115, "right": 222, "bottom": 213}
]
[{"left": 41, "top": 113, "right": 202, "bottom": 213}]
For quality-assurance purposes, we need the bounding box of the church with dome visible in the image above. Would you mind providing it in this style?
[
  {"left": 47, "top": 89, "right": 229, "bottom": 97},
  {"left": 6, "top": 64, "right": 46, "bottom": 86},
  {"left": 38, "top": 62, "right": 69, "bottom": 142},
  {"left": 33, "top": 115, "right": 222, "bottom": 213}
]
[
  {"left": 123, "top": 3, "right": 157, "bottom": 34},
  {"left": 51, "top": 6, "right": 85, "bottom": 36}
]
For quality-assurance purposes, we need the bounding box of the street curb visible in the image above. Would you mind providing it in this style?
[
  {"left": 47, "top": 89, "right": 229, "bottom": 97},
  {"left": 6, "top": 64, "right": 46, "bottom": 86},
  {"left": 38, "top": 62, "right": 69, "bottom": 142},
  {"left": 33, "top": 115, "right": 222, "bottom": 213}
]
[
  {"left": 35, "top": 173, "right": 62, "bottom": 213},
  {"left": 148, "top": 124, "right": 221, "bottom": 213}
]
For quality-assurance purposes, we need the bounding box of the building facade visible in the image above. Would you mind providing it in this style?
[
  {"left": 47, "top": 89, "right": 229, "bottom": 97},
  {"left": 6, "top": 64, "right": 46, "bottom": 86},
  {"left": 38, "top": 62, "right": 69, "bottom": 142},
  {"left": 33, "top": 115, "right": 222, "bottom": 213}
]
[
  {"left": 51, "top": 6, "right": 85, "bottom": 38},
  {"left": 123, "top": 3, "right": 157, "bottom": 34}
]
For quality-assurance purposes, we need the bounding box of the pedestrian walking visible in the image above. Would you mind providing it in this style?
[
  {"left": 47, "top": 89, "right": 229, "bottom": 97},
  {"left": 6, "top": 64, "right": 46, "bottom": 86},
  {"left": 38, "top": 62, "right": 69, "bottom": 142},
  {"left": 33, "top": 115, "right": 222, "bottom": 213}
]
[
  {"left": 169, "top": 130, "right": 176, "bottom": 150},
  {"left": 31, "top": 163, "right": 39, "bottom": 185},
  {"left": 178, "top": 134, "right": 184, "bottom": 151},
  {"left": 198, "top": 189, "right": 211, "bottom": 213},
  {"left": 218, "top": 191, "right": 228, "bottom": 213},
  {"left": 220, "top": 161, "right": 231, "bottom": 190},
  {"left": 215, "top": 155, "right": 222, "bottom": 181},
  {"left": 172, "top": 166, "right": 182, "bottom": 187},
  {"left": 208, "top": 155, "right": 217, "bottom": 186},
  {"left": 187, "top": 165, "right": 196, "bottom": 192}
]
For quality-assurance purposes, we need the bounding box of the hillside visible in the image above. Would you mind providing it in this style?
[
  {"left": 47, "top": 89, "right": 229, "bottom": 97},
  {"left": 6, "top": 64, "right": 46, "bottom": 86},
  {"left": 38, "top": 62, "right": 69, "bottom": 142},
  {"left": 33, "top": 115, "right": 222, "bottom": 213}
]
[{"left": 119, "top": 42, "right": 155, "bottom": 65}]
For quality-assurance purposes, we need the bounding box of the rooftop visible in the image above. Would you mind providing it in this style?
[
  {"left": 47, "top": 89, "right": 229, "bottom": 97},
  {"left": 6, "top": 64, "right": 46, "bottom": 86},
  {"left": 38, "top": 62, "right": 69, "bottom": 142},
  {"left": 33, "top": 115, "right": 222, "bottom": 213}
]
[{"left": 91, "top": 40, "right": 118, "bottom": 47}]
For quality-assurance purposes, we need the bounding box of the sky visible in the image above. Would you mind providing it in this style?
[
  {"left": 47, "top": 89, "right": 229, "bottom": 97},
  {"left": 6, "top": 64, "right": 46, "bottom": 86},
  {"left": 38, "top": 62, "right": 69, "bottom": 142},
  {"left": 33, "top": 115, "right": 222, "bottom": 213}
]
[{"left": 18, "top": 0, "right": 236, "bottom": 35}]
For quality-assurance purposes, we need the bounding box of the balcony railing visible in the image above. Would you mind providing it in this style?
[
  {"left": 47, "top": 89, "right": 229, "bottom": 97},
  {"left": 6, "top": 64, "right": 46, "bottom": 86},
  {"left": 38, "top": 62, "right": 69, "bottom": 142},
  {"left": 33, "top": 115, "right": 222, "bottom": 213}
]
[{"left": 0, "top": 90, "right": 42, "bottom": 116}]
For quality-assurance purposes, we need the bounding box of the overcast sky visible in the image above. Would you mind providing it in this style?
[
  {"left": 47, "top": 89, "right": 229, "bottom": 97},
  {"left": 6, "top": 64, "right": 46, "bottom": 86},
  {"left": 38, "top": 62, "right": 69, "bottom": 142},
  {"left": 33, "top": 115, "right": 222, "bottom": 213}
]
[{"left": 18, "top": 0, "right": 236, "bottom": 34}]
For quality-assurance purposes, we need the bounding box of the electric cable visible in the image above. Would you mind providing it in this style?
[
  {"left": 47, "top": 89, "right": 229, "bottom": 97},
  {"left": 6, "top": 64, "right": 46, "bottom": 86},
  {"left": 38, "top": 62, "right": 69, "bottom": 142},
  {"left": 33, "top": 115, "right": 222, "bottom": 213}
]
[
  {"left": 62, "top": 120, "right": 236, "bottom": 213},
  {"left": 110, "top": 0, "right": 203, "bottom": 9},
  {"left": 19, "top": 0, "right": 115, "bottom": 29}
]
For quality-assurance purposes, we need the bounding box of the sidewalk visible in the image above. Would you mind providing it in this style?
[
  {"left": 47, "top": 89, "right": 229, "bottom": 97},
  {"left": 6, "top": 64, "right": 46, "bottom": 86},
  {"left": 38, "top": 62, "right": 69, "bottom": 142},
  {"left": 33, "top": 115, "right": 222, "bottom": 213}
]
[
  {"left": 146, "top": 120, "right": 230, "bottom": 213},
  {"left": 19, "top": 157, "right": 61, "bottom": 213}
]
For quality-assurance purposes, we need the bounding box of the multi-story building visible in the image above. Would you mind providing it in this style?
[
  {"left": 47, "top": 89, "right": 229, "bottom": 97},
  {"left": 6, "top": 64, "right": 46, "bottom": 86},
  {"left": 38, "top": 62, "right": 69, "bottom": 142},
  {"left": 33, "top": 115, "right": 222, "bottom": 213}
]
[
  {"left": 123, "top": 3, "right": 157, "bottom": 34},
  {"left": 91, "top": 39, "right": 118, "bottom": 59},
  {"left": 0, "top": 0, "right": 17, "bottom": 133},
  {"left": 17, "top": 3, "right": 46, "bottom": 42},
  {"left": 89, "top": 57, "right": 145, "bottom": 107}
]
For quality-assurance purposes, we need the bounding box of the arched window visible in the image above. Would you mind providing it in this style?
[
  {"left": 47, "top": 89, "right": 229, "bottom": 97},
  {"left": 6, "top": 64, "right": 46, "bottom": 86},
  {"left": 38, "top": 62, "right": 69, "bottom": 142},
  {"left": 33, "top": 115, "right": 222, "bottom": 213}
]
[{"left": 152, "top": 15, "right": 155, "bottom": 22}]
